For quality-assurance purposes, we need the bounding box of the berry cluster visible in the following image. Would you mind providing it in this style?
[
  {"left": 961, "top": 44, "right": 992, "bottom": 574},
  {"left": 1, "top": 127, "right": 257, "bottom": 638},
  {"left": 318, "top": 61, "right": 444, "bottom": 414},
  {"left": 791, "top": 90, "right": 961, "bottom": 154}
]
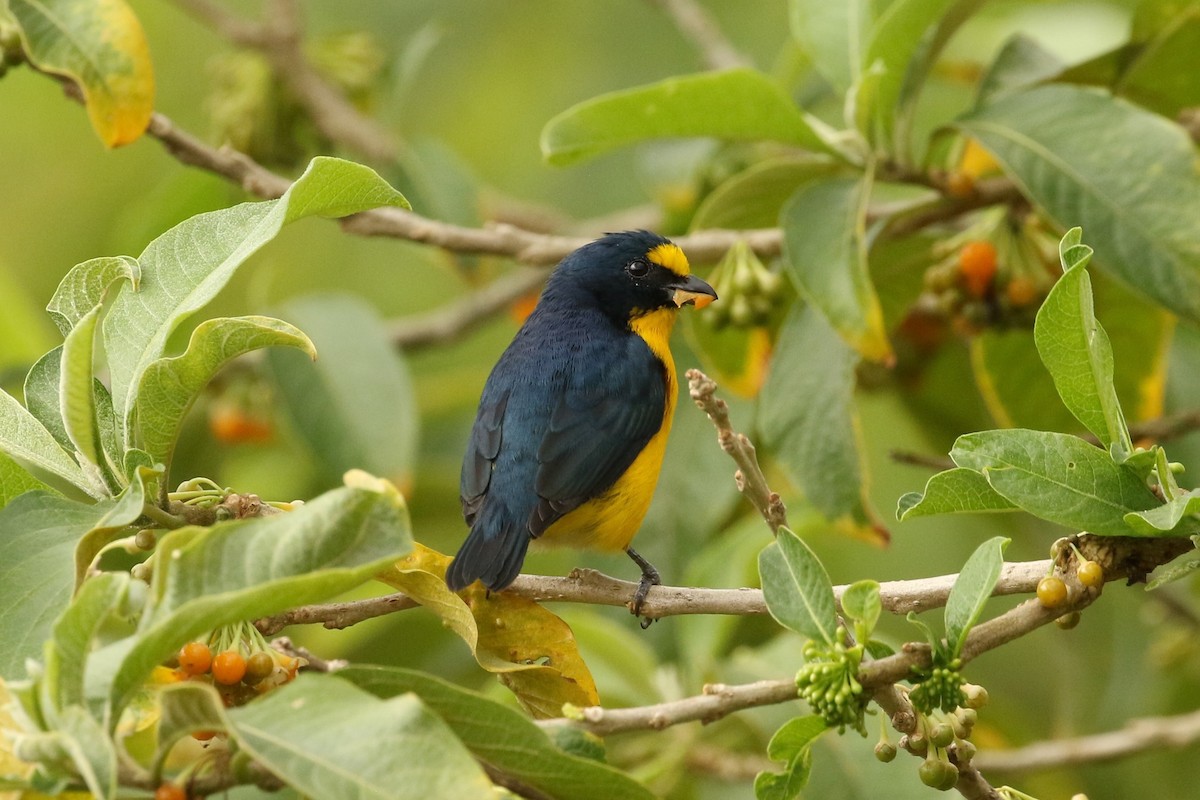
[
  {"left": 795, "top": 628, "right": 868, "bottom": 734},
  {"left": 703, "top": 240, "right": 785, "bottom": 330},
  {"left": 919, "top": 237, "right": 1048, "bottom": 338},
  {"left": 878, "top": 684, "right": 989, "bottom": 792},
  {"left": 159, "top": 622, "right": 304, "bottom": 727}
]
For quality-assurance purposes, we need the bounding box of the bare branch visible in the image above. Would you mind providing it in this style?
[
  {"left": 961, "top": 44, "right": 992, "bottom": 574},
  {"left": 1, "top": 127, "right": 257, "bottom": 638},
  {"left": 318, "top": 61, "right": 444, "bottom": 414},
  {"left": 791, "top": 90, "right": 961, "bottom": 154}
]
[
  {"left": 645, "top": 0, "right": 749, "bottom": 70},
  {"left": 686, "top": 368, "right": 789, "bottom": 534},
  {"left": 256, "top": 592, "right": 418, "bottom": 636},
  {"left": 974, "top": 707, "right": 1200, "bottom": 773},
  {"left": 390, "top": 268, "right": 546, "bottom": 350}
]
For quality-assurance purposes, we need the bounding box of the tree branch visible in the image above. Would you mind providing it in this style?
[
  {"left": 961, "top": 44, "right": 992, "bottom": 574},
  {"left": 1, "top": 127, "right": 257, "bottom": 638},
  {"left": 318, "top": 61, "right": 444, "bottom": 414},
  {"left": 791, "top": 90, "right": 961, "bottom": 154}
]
[
  {"left": 389, "top": 267, "right": 547, "bottom": 350},
  {"left": 686, "top": 368, "right": 788, "bottom": 534},
  {"left": 645, "top": 0, "right": 749, "bottom": 70},
  {"left": 974, "top": 707, "right": 1200, "bottom": 773}
]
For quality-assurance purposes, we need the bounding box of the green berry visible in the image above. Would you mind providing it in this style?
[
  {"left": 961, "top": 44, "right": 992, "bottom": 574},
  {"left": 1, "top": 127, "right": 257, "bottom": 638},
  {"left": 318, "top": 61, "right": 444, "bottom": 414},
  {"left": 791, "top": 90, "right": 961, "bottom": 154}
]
[
  {"left": 930, "top": 723, "right": 955, "bottom": 748},
  {"left": 874, "top": 742, "right": 897, "bottom": 763}
]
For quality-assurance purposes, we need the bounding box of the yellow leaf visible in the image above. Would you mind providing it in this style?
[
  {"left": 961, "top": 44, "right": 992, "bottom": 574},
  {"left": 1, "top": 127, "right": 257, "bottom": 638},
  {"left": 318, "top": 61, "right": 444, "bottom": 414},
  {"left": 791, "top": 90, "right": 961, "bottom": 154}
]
[
  {"left": 9, "top": 0, "right": 155, "bottom": 146},
  {"left": 378, "top": 544, "right": 599, "bottom": 718}
]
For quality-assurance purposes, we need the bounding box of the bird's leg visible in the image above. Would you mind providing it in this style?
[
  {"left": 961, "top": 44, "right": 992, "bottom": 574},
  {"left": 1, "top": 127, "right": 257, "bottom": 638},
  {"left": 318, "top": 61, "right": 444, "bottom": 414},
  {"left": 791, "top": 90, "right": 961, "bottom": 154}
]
[{"left": 625, "top": 547, "right": 661, "bottom": 629}]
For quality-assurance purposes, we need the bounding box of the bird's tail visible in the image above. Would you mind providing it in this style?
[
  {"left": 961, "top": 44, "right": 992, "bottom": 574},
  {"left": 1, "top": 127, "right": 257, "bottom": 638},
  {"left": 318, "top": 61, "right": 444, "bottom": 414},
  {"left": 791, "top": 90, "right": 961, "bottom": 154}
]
[{"left": 445, "top": 504, "right": 530, "bottom": 592}]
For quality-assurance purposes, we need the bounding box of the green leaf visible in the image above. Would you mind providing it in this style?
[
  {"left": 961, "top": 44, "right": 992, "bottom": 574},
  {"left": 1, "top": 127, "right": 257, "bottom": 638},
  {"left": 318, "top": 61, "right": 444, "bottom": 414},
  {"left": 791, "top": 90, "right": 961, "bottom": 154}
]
[
  {"left": 267, "top": 295, "right": 417, "bottom": 488},
  {"left": 341, "top": 665, "right": 656, "bottom": 800},
  {"left": 766, "top": 715, "right": 827, "bottom": 761},
  {"left": 103, "top": 157, "right": 409, "bottom": 435},
  {"left": 46, "top": 256, "right": 140, "bottom": 337},
  {"left": 756, "top": 715, "right": 825, "bottom": 799},
  {"left": 897, "top": 467, "right": 1018, "bottom": 520},
  {"left": 0, "top": 450, "right": 51, "bottom": 507},
  {"left": 134, "top": 316, "right": 315, "bottom": 482},
  {"left": 862, "top": 0, "right": 959, "bottom": 146},
  {"left": 46, "top": 572, "right": 132, "bottom": 714},
  {"left": 540, "top": 68, "right": 835, "bottom": 166},
  {"left": 0, "top": 387, "right": 93, "bottom": 496},
  {"left": 155, "top": 682, "right": 228, "bottom": 767},
  {"left": 54, "top": 706, "right": 117, "bottom": 799},
  {"left": 944, "top": 536, "right": 1009, "bottom": 659},
  {"left": 0, "top": 492, "right": 115, "bottom": 680},
  {"left": 7, "top": 0, "right": 154, "bottom": 146},
  {"left": 1034, "top": 229, "right": 1132, "bottom": 459},
  {"left": 781, "top": 176, "right": 892, "bottom": 363},
  {"left": 229, "top": 674, "right": 494, "bottom": 800},
  {"left": 1124, "top": 493, "right": 1200, "bottom": 536},
  {"left": 956, "top": 85, "right": 1200, "bottom": 324},
  {"left": 72, "top": 456, "right": 161, "bottom": 591},
  {"left": 951, "top": 430, "right": 1160, "bottom": 536},
  {"left": 107, "top": 477, "right": 412, "bottom": 723},
  {"left": 759, "top": 527, "right": 838, "bottom": 644},
  {"left": 691, "top": 156, "right": 842, "bottom": 230},
  {"left": 59, "top": 306, "right": 105, "bottom": 477},
  {"left": 788, "top": 0, "right": 870, "bottom": 93},
  {"left": 975, "top": 34, "right": 1063, "bottom": 106},
  {"left": 759, "top": 306, "right": 884, "bottom": 539},
  {"left": 839, "top": 580, "right": 881, "bottom": 643}
]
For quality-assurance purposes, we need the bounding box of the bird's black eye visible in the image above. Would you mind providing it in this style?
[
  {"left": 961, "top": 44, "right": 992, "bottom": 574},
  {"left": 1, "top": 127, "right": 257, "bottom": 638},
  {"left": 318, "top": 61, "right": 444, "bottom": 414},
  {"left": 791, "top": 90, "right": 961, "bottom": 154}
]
[{"left": 627, "top": 259, "right": 650, "bottom": 278}]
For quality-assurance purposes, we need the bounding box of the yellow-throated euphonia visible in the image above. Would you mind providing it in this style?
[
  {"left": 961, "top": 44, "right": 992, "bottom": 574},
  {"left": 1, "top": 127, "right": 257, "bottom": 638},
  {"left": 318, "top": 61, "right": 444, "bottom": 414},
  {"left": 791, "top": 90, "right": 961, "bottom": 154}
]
[{"left": 446, "top": 231, "right": 717, "bottom": 618}]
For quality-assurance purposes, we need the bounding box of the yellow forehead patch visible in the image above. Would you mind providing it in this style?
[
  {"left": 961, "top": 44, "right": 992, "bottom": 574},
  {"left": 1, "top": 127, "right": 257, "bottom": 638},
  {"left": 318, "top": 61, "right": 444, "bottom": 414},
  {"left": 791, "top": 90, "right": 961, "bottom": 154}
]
[{"left": 647, "top": 242, "right": 690, "bottom": 276}]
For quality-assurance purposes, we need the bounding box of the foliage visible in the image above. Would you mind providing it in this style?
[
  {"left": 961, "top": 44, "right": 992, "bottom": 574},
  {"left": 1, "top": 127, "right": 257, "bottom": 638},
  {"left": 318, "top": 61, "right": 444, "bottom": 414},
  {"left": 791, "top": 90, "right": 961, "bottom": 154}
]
[{"left": 3, "top": 1, "right": 1200, "bottom": 799}]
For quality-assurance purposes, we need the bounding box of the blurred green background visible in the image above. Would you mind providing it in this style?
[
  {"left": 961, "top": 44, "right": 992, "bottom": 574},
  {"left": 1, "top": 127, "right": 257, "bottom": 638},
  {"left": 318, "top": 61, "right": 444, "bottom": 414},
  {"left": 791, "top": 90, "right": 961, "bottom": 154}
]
[{"left": 4, "top": 1, "right": 1198, "bottom": 798}]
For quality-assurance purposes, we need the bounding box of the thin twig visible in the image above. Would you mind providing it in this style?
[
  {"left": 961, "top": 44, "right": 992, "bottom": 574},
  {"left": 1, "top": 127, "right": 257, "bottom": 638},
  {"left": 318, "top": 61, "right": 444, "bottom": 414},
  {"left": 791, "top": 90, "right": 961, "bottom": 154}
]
[
  {"left": 173, "top": 0, "right": 401, "bottom": 163},
  {"left": 974, "top": 707, "right": 1200, "bottom": 773},
  {"left": 645, "top": 0, "right": 749, "bottom": 70},
  {"left": 390, "top": 268, "right": 546, "bottom": 349},
  {"left": 686, "top": 368, "right": 788, "bottom": 533}
]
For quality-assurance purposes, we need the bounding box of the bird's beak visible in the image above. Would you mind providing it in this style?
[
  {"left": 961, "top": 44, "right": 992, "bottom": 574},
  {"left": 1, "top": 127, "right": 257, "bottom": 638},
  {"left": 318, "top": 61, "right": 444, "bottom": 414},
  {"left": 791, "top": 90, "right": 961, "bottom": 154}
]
[{"left": 670, "top": 274, "right": 718, "bottom": 309}]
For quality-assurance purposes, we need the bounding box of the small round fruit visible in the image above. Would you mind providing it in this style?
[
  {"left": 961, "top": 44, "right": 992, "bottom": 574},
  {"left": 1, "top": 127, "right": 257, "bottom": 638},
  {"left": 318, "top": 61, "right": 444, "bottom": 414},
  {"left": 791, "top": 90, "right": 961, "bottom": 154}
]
[
  {"left": 1037, "top": 575, "right": 1069, "bottom": 609},
  {"left": 958, "top": 241, "right": 998, "bottom": 298},
  {"left": 1055, "top": 611, "right": 1082, "bottom": 630},
  {"left": 209, "top": 407, "right": 273, "bottom": 444},
  {"left": 963, "top": 684, "right": 989, "bottom": 710},
  {"left": 1077, "top": 560, "right": 1104, "bottom": 588},
  {"left": 178, "top": 641, "right": 212, "bottom": 676},
  {"left": 243, "top": 650, "right": 275, "bottom": 685},
  {"left": 155, "top": 783, "right": 187, "bottom": 800},
  {"left": 1005, "top": 275, "right": 1038, "bottom": 307},
  {"left": 134, "top": 528, "right": 157, "bottom": 551},
  {"left": 191, "top": 729, "right": 217, "bottom": 741},
  {"left": 874, "top": 742, "right": 897, "bottom": 763},
  {"left": 930, "top": 723, "right": 955, "bottom": 748},
  {"left": 212, "top": 650, "right": 247, "bottom": 685},
  {"left": 919, "top": 759, "right": 957, "bottom": 790}
]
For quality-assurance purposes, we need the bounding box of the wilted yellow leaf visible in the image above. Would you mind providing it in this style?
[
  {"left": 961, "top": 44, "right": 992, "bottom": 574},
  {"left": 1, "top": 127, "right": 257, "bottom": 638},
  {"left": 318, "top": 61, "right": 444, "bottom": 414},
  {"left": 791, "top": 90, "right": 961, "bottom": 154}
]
[
  {"left": 379, "top": 544, "right": 599, "bottom": 718},
  {"left": 9, "top": 0, "right": 154, "bottom": 146}
]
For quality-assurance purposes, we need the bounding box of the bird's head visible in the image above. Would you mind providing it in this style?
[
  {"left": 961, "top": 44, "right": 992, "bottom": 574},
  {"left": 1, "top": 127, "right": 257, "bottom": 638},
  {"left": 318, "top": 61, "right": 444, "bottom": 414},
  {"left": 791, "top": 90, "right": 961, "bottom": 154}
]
[{"left": 549, "top": 230, "right": 717, "bottom": 326}]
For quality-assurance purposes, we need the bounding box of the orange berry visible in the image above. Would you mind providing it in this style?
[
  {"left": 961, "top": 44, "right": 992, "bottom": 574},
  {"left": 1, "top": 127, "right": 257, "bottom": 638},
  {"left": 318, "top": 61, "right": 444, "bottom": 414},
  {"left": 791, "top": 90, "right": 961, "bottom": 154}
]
[
  {"left": 178, "top": 641, "right": 212, "bottom": 676},
  {"left": 945, "top": 170, "right": 975, "bottom": 199},
  {"left": 212, "top": 650, "right": 247, "bottom": 685},
  {"left": 1005, "top": 275, "right": 1038, "bottom": 307},
  {"left": 1037, "top": 575, "right": 1069, "bottom": 609},
  {"left": 155, "top": 783, "right": 187, "bottom": 800},
  {"left": 209, "top": 407, "right": 273, "bottom": 444},
  {"left": 958, "top": 240, "right": 998, "bottom": 298},
  {"left": 191, "top": 729, "right": 217, "bottom": 741}
]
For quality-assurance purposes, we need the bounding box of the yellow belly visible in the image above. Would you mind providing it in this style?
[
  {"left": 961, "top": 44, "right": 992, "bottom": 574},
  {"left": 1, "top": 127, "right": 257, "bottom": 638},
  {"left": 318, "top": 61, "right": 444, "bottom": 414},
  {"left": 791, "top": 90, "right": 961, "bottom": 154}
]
[{"left": 539, "top": 306, "right": 679, "bottom": 552}]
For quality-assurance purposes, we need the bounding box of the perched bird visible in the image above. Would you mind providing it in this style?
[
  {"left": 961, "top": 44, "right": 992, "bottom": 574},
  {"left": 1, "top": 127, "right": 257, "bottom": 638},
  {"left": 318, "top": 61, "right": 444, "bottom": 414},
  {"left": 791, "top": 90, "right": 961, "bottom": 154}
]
[{"left": 446, "top": 231, "right": 717, "bottom": 622}]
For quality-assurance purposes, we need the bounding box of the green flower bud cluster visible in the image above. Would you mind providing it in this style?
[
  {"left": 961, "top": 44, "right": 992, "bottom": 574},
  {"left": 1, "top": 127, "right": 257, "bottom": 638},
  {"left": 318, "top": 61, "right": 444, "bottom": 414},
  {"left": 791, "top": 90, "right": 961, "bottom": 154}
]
[
  {"left": 894, "top": 704, "right": 981, "bottom": 791},
  {"left": 795, "top": 628, "right": 867, "bottom": 734},
  {"left": 705, "top": 240, "right": 784, "bottom": 329},
  {"left": 908, "top": 659, "right": 966, "bottom": 714}
]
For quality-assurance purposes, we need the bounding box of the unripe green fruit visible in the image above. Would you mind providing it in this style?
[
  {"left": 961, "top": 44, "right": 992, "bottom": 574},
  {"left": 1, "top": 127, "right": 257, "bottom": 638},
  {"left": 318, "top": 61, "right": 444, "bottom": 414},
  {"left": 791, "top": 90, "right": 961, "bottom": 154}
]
[
  {"left": 134, "top": 528, "right": 157, "bottom": 550},
  {"left": 874, "top": 742, "right": 897, "bottom": 763},
  {"left": 1055, "top": 610, "right": 1082, "bottom": 630},
  {"left": 930, "top": 723, "right": 955, "bottom": 748},
  {"left": 963, "top": 684, "right": 989, "bottom": 710}
]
